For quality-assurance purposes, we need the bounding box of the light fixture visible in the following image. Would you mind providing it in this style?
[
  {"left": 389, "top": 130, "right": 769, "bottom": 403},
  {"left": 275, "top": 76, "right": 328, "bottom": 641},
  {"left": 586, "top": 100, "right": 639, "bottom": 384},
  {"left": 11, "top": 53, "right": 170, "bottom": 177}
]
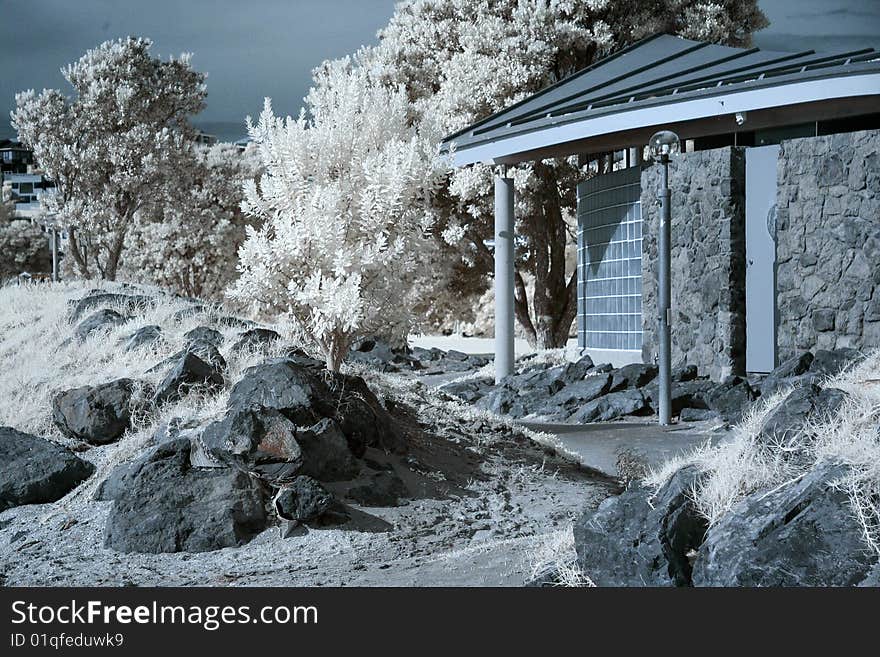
[
  {"left": 648, "top": 130, "right": 681, "bottom": 161},
  {"left": 735, "top": 111, "right": 747, "bottom": 126}
]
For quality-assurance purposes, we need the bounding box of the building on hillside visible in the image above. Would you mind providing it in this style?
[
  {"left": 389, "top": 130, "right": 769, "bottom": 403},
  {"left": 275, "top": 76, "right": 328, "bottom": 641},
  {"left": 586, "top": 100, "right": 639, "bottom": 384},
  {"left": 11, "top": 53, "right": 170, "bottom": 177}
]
[
  {"left": 0, "top": 140, "right": 34, "bottom": 175},
  {"left": 442, "top": 34, "right": 880, "bottom": 384},
  {"left": 1, "top": 172, "right": 56, "bottom": 219}
]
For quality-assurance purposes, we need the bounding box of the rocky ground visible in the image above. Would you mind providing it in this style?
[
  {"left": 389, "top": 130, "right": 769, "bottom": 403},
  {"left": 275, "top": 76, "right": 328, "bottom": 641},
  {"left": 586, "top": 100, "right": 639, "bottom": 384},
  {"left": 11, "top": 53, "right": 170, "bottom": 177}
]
[{"left": 0, "top": 284, "right": 614, "bottom": 586}]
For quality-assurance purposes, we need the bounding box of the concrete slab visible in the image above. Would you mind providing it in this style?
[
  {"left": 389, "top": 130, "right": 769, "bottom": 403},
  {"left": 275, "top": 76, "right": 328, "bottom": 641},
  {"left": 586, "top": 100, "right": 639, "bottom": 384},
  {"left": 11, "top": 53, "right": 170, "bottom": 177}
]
[{"left": 521, "top": 420, "right": 731, "bottom": 479}]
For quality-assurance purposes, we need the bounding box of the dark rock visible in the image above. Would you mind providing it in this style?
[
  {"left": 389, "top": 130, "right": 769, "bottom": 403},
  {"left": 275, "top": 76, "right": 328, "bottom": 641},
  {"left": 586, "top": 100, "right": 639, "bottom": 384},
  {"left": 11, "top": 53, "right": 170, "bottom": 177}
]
[
  {"left": 274, "top": 475, "right": 333, "bottom": 522},
  {"left": 679, "top": 408, "right": 719, "bottom": 422},
  {"left": 69, "top": 292, "right": 152, "bottom": 321},
  {"left": 153, "top": 352, "right": 224, "bottom": 406},
  {"left": 325, "top": 371, "right": 405, "bottom": 455},
  {"left": 295, "top": 418, "right": 360, "bottom": 481},
  {"left": 122, "top": 325, "right": 162, "bottom": 352},
  {"left": 570, "top": 389, "right": 647, "bottom": 423},
  {"left": 760, "top": 352, "right": 815, "bottom": 397},
  {"left": 560, "top": 355, "right": 595, "bottom": 383},
  {"left": 609, "top": 363, "right": 658, "bottom": 391},
  {"left": 52, "top": 379, "right": 135, "bottom": 445},
  {"left": 0, "top": 426, "right": 95, "bottom": 511},
  {"left": 201, "top": 407, "right": 303, "bottom": 483},
  {"left": 439, "top": 378, "right": 493, "bottom": 403},
  {"left": 809, "top": 348, "right": 864, "bottom": 377},
  {"left": 757, "top": 384, "right": 847, "bottom": 447},
  {"left": 574, "top": 465, "right": 707, "bottom": 586},
  {"left": 644, "top": 380, "right": 715, "bottom": 415},
  {"left": 692, "top": 462, "right": 878, "bottom": 586},
  {"left": 231, "top": 328, "right": 281, "bottom": 353},
  {"left": 475, "top": 387, "right": 518, "bottom": 415},
  {"left": 347, "top": 471, "right": 408, "bottom": 507},
  {"left": 672, "top": 364, "right": 699, "bottom": 382},
  {"left": 183, "top": 326, "right": 224, "bottom": 347},
  {"left": 811, "top": 309, "right": 836, "bottom": 332},
  {"left": 214, "top": 315, "right": 254, "bottom": 330},
  {"left": 172, "top": 305, "right": 205, "bottom": 322},
  {"left": 105, "top": 438, "right": 268, "bottom": 553},
  {"left": 593, "top": 363, "right": 614, "bottom": 373},
  {"left": 93, "top": 462, "right": 133, "bottom": 502},
  {"left": 347, "top": 338, "right": 420, "bottom": 372},
  {"left": 537, "top": 374, "right": 612, "bottom": 416},
  {"left": 445, "top": 349, "right": 469, "bottom": 361},
  {"left": 74, "top": 309, "right": 128, "bottom": 341},
  {"left": 705, "top": 376, "right": 757, "bottom": 424},
  {"left": 411, "top": 346, "right": 444, "bottom": 362}
]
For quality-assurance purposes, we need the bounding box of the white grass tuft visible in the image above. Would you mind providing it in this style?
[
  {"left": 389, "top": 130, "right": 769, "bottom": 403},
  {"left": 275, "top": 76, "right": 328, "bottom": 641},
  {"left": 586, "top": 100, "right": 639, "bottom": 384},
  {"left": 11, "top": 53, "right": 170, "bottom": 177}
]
[{"left": 526, "top": 526, "right": 595, "bottom": 587}]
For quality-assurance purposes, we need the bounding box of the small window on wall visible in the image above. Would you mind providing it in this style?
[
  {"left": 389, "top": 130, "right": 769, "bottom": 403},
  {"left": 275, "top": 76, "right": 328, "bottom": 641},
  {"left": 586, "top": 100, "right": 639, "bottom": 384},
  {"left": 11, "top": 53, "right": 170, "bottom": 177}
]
[{"left": 19, "top": 182, "right": 33, "bottom": 194}]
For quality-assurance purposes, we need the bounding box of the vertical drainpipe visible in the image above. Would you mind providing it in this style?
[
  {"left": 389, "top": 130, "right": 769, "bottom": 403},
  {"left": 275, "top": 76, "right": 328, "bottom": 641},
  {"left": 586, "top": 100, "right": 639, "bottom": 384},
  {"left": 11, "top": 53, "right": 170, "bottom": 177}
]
[
  {"left": 494, "top": 167, "right": 515, "bottom": 384},
  {"left": 50, "top": 227, "right": 59, "bottom": 282}
]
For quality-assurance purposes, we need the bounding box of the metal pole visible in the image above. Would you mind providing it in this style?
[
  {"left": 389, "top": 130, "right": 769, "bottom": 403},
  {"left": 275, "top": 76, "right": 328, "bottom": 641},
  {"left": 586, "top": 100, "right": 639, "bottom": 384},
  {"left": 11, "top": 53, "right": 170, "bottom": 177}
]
[
  {"left": 50, "top": 227, "right": 59, "bottom": 282},
  {"left": 494, "top": 169, "right": 515, "bottom": 384},
  {"left": 658, "top": 155, "right": 672, "bottom": 425}
]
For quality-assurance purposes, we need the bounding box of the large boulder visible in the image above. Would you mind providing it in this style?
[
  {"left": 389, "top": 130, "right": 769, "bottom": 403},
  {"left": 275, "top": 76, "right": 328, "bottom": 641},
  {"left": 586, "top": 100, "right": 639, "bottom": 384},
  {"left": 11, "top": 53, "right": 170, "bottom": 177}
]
[
  {"left": 609, "top": 363, "right": 658, "bottom": 392},
  {"left": 231, "top": 328, "right": 281, "bottom": 353},
  {"left": 122, "top": 325, "right": 162, "bottom": 352},
  {"left": 760, "top": 351, "right": 815, "bottom": 397},
  {"left": 153, "top": 352, "right": 224, "bottom": 406},
  {"left": 757, "top": 384, "right": 847, "bottom": 447},
  {"left": 295, "top": 418, "right": 360, "bottom": 481},
  {"left": 439, "top": 378, "right": 493, "bottom": 403},
  {"left": 200, "top": 407, "right": 303, "bottom": 483},
  {"left": 183, "top": 326, "right": 224, "bottom": 347},
  {"left": 644, "top": 380, "right": 715, "bottom": 416},
  {"left": 536, "top": 374, "right": 612, "bottom": 418},
  {"left": 104, "top": 438, "right": 268, "bottom": 553},
  {"left": 574, "top": 465, "right": 707, "bottom": 586},
  {"left": 557, "top": 355, "right": 595, "bottom": 384},
  {"left": 74, "top": 309, "right": 129, "bottom": 341},
  {"left": 570, "top": 389, "right": 647, "bottom": 423},
  {"left": 274, "top": 475, "right": 333, "bottom": 523},
  {"left": 692, "top": 462, "right": 878, "bottom": 586},
  {"left": 228, "top": 358, "right": 402, "bottom": 457},
  {"left": 52, "top": 379, "right": 134, "bottom": 445},
  {"left": 809, "top": 348, "right": 864, "bottom": 377},
  {"left": 705, "top": 376, "right": 757, "bottom": 424},
  {"left": 0, "top": 426, "right": 95, "bottom": 511},
  {"left": 69, "top": 292, "right": 152, "bottom": 322}
]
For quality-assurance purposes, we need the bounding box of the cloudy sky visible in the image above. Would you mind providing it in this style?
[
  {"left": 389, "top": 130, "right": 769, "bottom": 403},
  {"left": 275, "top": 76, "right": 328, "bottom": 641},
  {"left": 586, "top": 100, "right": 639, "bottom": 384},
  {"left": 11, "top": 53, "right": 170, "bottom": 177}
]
[{"left": 1, "top": 0, "right": 878, "bottom": 141}]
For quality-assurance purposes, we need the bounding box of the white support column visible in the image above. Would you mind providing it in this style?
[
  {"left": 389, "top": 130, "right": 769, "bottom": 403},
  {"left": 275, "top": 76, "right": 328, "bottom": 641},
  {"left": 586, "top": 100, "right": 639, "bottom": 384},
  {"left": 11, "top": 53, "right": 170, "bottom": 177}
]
[{"left": 494, "top": 170, "right": 515, "bottom": 384}]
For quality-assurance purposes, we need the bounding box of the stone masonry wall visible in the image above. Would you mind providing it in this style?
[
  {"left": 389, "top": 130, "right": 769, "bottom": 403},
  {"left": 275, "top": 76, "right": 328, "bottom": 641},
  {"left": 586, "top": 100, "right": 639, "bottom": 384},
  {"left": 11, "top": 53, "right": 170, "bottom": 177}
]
[
  {"left": 775, "top": 129, "right": 880, "bottom": 360},
  {"left": 641, "top": 147, "right": 747, "bottom": 381}
]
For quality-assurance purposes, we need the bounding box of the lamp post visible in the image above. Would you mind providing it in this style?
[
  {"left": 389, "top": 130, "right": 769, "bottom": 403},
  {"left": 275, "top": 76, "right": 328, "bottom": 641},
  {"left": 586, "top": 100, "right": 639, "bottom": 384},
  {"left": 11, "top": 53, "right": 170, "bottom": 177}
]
[{"left": 648, "top": 130, "right": 680, "bottom": 426}]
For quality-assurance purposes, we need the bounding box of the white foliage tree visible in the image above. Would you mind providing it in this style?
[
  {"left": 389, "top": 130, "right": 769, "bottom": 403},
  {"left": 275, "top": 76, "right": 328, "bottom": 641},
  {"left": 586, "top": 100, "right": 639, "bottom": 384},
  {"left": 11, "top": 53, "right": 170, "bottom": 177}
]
[
  {"left": 11, "top": 37, "right": 206, "bottom": 280},
  {"left": 119, "top": 143, "right": 262, "bottom": 300},
  {"left": 228, "top": 62, "right": 446, "bottom": 371},
  {"left": 368, "top": 0, "right": 767, "bottom": 348}
]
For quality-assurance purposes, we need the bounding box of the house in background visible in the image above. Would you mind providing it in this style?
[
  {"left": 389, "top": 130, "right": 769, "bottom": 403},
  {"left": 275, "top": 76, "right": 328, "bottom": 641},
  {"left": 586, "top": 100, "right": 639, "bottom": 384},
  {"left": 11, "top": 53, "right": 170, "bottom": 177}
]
[
  {"left": 442, "top": 34, "right": 880, "bottom": 382},
  {"left": 0, "top": 139, "right": 34, "bottom": 175}
]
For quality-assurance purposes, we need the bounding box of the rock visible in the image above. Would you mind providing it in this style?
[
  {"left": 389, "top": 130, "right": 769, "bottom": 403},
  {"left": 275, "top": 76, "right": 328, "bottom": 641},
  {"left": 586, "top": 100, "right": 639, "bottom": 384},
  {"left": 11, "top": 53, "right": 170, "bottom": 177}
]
[
  {"left": 411, "top": 346, "right": 444, "bottom": 362},
  {"left": 757, "top": 384, "right": 847, "bottom": 447},
  {"left": 672, "top": 364, "right": 699, "bottom": 382},
  {"left": 105, "top": 438, "right": 268, "bottom": 553},
  {"left": 295, "top": 418, "right": 360, "bottom": 481},
  {"left": 172, "top": 305, "right": 206, "bottom": 322},
  {"left": 231, "top": 328, "right": 281, "bottom": 353},
  {"left": 228, "top": 359, "right": 402, "bottom": 457},
  {"left": 122, "top": 325, "right": 161, "bottom": 352},
  {"left": 609, "top": 363, "right": 658, "bottom": 391},
  {"left": 52, "top": 379, "right": 135, "bottom": 445},
  {"left": 809, "top": 348, "right": 864, "bottom": 377},
  {"left": 570, "top": 389, "right": 646, "bottom": 423},
  {"left": 760, "top": 351, "right": 815, "bottom": 397},
  {"left": 574, "top": 465, "right": 707, "bottom": 586},
  {"left": 705, "top": 376, "right": 757, "bottom": 424},
  {"left": 201, "top": 407, "right": 303, "bottom": 483},
  {"left": 559, "top": 355, "right": 595, "bottom": 383},
  {"left": 153, "top": 352, "right": 224, "bottom": 406},
  {"left": 445, "top": 349, "right": 469, "bottom": 361},
  {"left": 74, "top": 309, "right": 128, "bottom": 341},
  {"left": 274, "top": 475, "right": 333, "bottom": 523},
  {"left": 537, "top": 374, "right": 612, "bottom": 417},
  {"left": 214, "top": 315, "right": 254, "bottom": 330},
  {"left": 692, "top": 462, "right": 878, "bottom": 586},
  {"left": 439, "top": 378, "right": 493, "bottom": 403},
  {"left": 644, "top": 380, "right": 715, "bottom": 415},
  {"left": 183, "top": 326, "right": 224, "bottom": 347},
  {"left": 347, "top": 471, "right": 408, "bottom": 507},
  {"left": 679, "top": 408, "right": 719, "bottom": 422},
  {"left": 69, "top": 292, "right": 152, "bottom": 321},
  {"left": 0, "top": 426, "right": 95, "bottom": 511},
  {"left": 475, "top": 387, "right": 518, "bottom": 415},
  {"left": 93, "top": 462, "right": 134, "bottom": 502}
]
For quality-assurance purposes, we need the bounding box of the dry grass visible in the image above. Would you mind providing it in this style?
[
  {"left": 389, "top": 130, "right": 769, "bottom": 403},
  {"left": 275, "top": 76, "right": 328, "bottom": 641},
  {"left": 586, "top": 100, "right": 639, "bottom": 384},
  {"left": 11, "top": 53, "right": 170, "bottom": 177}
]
[
  {"left": 644, "top": 349, "right": 880, "bottom": 554},
  {"left": 526, "top": 526, "right": 595, "bottom": 587}
]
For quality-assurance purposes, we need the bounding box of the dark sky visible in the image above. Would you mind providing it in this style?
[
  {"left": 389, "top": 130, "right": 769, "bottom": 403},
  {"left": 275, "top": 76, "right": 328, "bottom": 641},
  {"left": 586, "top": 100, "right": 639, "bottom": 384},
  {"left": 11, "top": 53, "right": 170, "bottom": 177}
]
[{"left": 2, "top": 0, "right": 879, "bottom": 141}]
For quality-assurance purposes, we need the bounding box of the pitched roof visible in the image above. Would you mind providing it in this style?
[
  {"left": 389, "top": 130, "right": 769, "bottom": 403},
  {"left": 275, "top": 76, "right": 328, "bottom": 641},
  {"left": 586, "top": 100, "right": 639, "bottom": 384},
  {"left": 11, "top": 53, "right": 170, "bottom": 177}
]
[{"left": 442, "top": 34, "right": 880, "bottom": 166}]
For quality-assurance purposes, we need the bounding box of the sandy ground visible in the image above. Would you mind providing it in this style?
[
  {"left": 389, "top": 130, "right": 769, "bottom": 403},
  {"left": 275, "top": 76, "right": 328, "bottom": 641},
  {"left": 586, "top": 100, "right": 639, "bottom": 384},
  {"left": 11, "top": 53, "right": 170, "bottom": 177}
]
[{"left": 0, "top": 403, "right": 616, "bottom": 587}]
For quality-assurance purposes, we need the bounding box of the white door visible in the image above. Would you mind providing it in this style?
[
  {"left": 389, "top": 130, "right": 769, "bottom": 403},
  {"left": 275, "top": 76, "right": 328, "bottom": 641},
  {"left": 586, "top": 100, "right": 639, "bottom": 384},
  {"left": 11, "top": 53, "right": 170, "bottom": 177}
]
[{"left": 745, "top": 145, "right": 780, "bottom": 373}]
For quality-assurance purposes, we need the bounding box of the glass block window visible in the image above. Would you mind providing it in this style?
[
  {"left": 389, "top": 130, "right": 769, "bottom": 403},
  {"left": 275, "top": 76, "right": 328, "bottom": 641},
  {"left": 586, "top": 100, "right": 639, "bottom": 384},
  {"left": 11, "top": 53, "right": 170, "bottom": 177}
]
[{"left": 576, "top": 166, "right": 643, "bottom": 351}]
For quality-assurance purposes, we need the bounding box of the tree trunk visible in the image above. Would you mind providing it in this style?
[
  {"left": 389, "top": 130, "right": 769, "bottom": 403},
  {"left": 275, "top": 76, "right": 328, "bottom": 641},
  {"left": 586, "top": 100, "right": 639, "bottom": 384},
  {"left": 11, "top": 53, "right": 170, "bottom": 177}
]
[{"left": 66, "top": 227, "right": 92, "bottom": 280}]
